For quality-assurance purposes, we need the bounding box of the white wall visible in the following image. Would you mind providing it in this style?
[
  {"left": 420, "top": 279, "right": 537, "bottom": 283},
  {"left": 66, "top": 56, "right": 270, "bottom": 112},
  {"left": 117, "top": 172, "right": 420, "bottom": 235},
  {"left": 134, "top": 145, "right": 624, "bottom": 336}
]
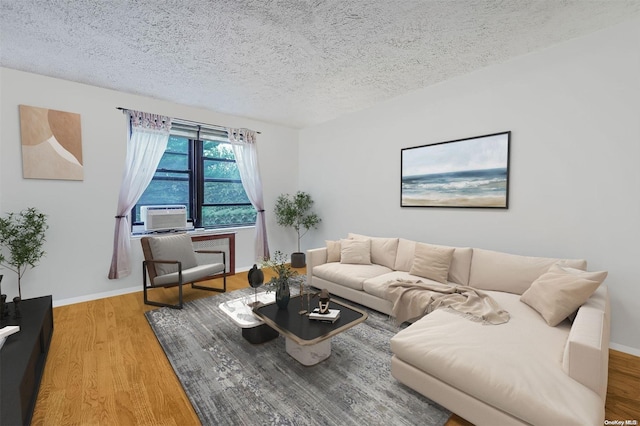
[
  {"left": 2, "top": 19, "right": 638, "bottom": 354},
  {"left": 299, "top": 18, "right": 640, "bottom": 353},
  {"left": 0, "top": 68, "right": 300, "bottom": 303}
]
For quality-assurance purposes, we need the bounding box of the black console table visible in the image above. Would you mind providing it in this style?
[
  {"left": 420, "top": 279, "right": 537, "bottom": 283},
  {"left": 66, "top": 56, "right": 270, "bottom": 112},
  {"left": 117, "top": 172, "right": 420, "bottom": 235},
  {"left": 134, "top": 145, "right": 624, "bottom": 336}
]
[{"left": 1, "top": 295, "right": 54, "bottom": 426}]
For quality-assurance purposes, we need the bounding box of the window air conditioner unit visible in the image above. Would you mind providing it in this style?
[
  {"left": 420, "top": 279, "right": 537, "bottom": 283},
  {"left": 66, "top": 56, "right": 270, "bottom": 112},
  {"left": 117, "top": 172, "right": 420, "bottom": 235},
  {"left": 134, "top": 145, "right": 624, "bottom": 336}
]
[{"left": 141, "top": 205, "right": 188, "bottom": 232}]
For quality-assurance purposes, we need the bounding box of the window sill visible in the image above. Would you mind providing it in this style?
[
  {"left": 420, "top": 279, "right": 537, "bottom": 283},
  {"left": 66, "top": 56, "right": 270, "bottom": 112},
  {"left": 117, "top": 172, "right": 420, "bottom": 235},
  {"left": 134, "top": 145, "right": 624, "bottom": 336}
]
[{"left": 130, "top": 225, "right": 255, "bottom": 239}]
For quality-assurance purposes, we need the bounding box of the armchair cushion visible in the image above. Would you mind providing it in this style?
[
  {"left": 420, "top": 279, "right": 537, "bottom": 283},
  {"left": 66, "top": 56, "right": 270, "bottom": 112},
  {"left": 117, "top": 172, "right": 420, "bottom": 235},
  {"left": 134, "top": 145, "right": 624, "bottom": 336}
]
[
  {"left": 147, "top": 233, "right": 198, "bottom": 276},
  {"left": 153, "top": 263, "right": 225, "bottom": 286}
]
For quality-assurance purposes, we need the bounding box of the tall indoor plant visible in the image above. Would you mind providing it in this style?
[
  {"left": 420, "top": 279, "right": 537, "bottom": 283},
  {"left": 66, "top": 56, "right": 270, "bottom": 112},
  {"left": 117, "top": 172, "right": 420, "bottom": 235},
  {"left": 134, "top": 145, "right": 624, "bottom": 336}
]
[
  {"left": 273, "top": 191, "right": 321, "bottom": 267},
  {"left": 0, "top": 207, "right": 48, "bottom": 300}
]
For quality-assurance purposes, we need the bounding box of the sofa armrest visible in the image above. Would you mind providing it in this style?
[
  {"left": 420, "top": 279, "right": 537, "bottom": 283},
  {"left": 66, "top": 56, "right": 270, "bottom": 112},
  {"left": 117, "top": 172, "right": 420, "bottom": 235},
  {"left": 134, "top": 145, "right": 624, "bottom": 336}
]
[
  {"left": 562, "top": 285, "right": 610, "bottom": 400},
  {"left": 306, "top": 247, "right": 328, "bottom": 286}
]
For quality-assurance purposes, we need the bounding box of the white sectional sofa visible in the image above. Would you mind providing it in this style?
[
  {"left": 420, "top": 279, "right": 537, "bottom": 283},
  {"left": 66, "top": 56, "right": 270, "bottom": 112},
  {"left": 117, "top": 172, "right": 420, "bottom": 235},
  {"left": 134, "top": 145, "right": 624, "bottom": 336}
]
[{"left": 307, "top": 233, "right": 610, "bottom": 426}]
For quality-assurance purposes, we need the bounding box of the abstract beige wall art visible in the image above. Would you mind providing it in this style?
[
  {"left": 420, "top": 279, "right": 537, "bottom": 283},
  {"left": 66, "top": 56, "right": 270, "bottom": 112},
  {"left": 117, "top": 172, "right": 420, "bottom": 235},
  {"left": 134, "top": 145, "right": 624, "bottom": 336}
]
[{"left": 19, "top": 105, "right": 84, "bottom": 180}]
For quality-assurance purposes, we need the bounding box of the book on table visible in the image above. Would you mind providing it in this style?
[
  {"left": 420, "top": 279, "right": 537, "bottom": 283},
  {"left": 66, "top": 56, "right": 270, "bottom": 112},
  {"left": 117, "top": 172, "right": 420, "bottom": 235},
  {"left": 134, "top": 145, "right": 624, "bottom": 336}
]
[{"left": 309, "top": 308, "right": 340, "bottom": 322}]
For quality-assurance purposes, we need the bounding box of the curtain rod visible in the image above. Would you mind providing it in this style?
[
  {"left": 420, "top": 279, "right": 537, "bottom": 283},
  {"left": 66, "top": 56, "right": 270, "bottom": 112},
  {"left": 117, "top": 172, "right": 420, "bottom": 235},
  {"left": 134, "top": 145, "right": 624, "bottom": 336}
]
[{"left": 115, "top": 107, "right": 261, "bottom": 134}]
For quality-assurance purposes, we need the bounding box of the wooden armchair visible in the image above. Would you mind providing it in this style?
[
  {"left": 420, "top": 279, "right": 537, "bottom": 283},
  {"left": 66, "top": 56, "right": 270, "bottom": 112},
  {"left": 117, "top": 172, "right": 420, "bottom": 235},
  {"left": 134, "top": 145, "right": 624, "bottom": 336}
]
[{"left": 141, "top": 233, "right": 226, "bottom": 309}]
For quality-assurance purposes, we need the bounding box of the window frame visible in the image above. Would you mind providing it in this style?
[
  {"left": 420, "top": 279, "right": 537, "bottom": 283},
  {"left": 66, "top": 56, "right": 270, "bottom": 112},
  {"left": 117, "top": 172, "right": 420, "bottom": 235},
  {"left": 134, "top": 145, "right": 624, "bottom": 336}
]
[{"left": 132, "top": 122, "right": 255, "bottom": 230}]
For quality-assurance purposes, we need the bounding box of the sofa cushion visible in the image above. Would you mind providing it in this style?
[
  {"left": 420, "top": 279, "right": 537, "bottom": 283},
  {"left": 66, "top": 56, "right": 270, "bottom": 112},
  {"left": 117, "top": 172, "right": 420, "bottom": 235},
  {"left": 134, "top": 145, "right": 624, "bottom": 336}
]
[
  {"left": 390, "top": 291, "right": 603, "bottom": 425},
  {"left": 469, "top": 248, "right": 587, "bottom": 295},
  {"left": 326, "top": 240, "right": 341, "bottom": 262},
  {"left": 313, "top": 262, "right": 392, "bottom": 291},
  {"left": 520, "top": 264, "right": 607, "bottom": 326},
  {"left": 394, "top": 238, "right": 473, "bottom": 286},
  {"left": 340, "top": 238, "right": 371, "bottom": 265},
  {"left": 409, "top": 242, "right": 454, "bottom": 284},
  {"left": 348, "top": 233, "right": 399, "bottom": 269}
]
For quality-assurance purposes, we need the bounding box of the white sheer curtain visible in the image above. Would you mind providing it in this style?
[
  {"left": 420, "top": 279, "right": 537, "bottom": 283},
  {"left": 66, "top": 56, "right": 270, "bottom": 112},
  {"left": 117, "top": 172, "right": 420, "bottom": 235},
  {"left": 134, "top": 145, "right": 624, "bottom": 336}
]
[
  {"left": 108, "top": 111, "right": 172, "bottom": 279},
  {"left": 228, "top": 128, "right": 270, "bottom": 260}
]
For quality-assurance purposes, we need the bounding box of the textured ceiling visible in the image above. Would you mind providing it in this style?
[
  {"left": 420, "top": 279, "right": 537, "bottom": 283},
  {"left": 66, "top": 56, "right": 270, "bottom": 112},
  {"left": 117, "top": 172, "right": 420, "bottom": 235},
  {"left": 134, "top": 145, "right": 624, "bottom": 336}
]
[{"left": 1, "top": 1, "right": 639, "bottom": 129}]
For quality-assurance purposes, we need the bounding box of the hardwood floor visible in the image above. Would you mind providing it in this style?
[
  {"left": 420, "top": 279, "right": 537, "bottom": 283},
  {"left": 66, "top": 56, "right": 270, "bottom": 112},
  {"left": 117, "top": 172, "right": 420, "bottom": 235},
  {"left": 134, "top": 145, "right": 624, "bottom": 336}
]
[{"left": 32, "top": 268, "right": 640, "bottom": 425}]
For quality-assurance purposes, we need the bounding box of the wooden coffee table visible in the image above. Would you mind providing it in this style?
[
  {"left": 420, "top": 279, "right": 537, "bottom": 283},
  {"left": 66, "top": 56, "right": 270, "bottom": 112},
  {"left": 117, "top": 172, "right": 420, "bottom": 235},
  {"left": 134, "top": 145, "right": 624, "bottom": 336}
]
[{"left": 253, "top": 295, "right": 368, "bottom": 366}]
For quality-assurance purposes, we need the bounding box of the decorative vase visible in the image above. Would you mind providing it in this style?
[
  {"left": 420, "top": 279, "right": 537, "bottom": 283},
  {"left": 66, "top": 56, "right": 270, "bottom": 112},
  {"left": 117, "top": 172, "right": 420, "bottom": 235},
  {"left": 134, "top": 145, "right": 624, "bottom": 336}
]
[{"left": 275, "top": 280, "right": 290, "bottom": 310}]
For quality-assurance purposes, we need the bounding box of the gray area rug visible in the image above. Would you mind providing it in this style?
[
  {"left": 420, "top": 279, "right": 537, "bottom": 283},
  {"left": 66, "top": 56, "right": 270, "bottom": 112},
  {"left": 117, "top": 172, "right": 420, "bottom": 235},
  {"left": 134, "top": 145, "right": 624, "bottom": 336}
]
[{"left": 145, "top": 287, "right": 450, "bottom": 425}]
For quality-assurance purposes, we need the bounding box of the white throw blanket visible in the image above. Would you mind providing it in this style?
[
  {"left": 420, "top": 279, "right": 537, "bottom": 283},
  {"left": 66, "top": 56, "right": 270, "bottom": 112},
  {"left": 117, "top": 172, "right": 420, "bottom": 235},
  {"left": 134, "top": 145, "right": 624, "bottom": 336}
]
[{"left": 386, "top": 279, "right": 510, "bottom": 325}]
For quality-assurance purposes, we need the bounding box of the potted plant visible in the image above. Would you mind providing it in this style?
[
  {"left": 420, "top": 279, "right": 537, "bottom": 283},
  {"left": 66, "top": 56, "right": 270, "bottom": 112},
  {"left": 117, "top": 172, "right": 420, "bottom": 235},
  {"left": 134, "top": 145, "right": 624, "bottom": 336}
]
[
  {"left": 0, "top": 207, "right": 48, "bottom": 300},
  {"left": 261, "top": 251, "right": 299, "bottom": 309},
  {"left": 273, "top": 191, "right": 321, "bottom": 267}
]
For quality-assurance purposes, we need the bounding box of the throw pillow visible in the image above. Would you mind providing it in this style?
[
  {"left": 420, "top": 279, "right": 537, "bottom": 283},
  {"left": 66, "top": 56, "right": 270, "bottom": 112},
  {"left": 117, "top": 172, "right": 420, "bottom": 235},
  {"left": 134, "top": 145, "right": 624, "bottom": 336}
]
[
  {"left": 368, "top": 237, "right": 399, "bottom": 269},
  {"left": 340, "top": 238, "right": 371, "bottom": 265},
  {"left": 548, "top": 264, "right": 608, "bottom": 283},
  {"left": 409, "top": 242, "right": 455, "bottom": 284},
  {"left": 394, "top": 238, "right": 417, "bottom": 272},
  {"left": 520, "top": 264, "right": 607, "bottom": 326},
  {"left": 347, "top": 233, "right": 399, "bottom": 269},
  {"left": 326, "top": 240, "right": 341, "bottom": 263}
]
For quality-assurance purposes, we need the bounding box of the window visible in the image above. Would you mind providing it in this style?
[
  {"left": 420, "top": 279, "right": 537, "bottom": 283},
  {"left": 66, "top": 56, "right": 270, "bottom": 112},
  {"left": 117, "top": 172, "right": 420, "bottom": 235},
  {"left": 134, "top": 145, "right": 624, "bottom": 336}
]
[{"left": 132, "top": 121, "right": 256, "bottom": 229}]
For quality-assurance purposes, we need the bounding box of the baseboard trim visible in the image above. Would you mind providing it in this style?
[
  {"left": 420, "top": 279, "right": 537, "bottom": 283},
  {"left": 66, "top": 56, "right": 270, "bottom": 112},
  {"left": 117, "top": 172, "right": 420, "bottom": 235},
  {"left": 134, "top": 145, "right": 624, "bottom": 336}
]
[
  {"left": 53, "top": 286, "right": 141, "bottom": 307},
  {"left": 610, "top": 342, "right": 640, "bottom": 357},
  {"left": 53, "top": 266, "right": 252, "bottom": 308}
]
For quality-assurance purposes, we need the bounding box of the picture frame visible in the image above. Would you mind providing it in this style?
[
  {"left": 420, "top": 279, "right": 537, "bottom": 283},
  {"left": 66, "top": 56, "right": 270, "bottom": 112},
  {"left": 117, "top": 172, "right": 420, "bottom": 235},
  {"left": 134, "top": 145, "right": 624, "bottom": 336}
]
[
  {"left": 401, "top": 131, "right": 510, "bottom": 208},
  {"left": 19, "top": 104, "right": 84, "bottom": 181}
]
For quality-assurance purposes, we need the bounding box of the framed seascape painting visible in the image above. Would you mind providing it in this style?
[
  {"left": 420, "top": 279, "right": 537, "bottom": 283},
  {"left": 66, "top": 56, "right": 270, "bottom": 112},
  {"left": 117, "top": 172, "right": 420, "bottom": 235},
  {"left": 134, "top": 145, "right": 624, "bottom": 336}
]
[{"left": 401, "top": 131, "right": 510, "bottom": 208}]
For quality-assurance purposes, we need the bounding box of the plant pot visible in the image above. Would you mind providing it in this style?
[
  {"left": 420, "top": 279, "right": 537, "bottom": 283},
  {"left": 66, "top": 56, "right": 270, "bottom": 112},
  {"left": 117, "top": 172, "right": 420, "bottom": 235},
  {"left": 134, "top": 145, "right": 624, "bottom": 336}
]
[{"left": 291, "top": 252, "right": 306, "bottom": 268}]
